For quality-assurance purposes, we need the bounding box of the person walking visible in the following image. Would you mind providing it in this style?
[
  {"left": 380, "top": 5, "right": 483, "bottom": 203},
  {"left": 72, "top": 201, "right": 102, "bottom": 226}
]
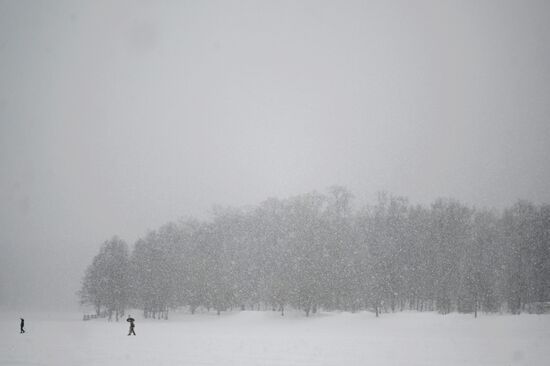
[
  {"left": 126, "top": 316, "right": 136, "bottom": 336},
  {"left": 20, "top": 318, "right": 25, "bottom": 334}
]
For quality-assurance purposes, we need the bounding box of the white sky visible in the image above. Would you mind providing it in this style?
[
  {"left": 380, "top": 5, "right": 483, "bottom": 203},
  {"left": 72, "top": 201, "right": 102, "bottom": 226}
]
[{"left": 1, "top": 0, "right": 550, "bottom": 309}]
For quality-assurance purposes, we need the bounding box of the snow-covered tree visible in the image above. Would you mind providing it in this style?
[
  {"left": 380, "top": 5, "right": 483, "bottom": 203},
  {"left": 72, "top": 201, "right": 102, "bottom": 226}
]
[{"left": 79, "top": 236, "right": 129, "bottom": 320}]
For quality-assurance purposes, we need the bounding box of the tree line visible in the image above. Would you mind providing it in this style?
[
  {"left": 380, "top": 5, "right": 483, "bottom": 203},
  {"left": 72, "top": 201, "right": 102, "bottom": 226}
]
[{"left": 78, "top": 187, "right": 550, "bottom": 319}]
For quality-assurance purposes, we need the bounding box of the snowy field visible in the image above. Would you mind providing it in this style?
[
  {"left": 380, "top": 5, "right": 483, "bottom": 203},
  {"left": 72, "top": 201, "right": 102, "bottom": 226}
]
[{"left": 1, "top": 310, "right": 549, "bottom": 366}]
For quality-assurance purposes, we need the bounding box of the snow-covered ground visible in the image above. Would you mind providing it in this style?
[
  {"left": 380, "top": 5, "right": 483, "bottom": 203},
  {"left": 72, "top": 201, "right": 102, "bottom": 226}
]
[{"left": 1, "top": 310, "right": 549, "bottom": 366}]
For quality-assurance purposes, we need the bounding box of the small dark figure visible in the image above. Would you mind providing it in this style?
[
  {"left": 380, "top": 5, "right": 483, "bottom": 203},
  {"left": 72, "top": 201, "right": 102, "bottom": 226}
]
[
  {"left": 20, "top": 318, "right": 25, "bottom": 334},
  {"left": 126, "top": 316, "right": 136, "bottom": 336}
]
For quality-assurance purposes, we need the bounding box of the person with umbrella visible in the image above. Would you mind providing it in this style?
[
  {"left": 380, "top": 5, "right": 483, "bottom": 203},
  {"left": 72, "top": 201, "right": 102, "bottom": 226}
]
[{"left": 126, "top": 316, "right": 136, "bottom": 336}]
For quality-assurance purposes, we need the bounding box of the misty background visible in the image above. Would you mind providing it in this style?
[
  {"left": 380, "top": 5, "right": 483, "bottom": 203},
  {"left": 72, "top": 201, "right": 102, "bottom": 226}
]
[{"left": 1, "top": 0, "right": 549, "bottom": 310}]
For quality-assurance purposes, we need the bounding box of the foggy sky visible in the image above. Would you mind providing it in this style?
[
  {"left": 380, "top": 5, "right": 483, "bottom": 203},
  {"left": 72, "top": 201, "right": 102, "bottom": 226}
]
[{"left": 1, "top": 0, "right": 550, "bottom": 309}]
